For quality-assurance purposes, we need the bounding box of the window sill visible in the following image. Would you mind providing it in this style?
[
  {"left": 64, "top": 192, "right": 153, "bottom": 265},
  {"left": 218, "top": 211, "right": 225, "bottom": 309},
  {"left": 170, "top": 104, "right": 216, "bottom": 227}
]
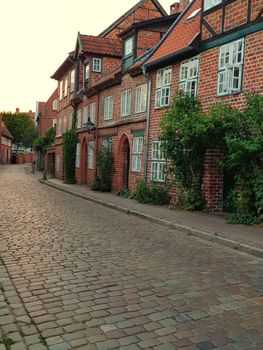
[{"left": 217, "top": 90, "right": 242, "bottom": 98}]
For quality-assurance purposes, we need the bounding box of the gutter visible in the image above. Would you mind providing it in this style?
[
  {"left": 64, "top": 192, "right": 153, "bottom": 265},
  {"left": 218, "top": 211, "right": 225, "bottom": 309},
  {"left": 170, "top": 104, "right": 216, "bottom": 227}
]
[{"left": 143, "top": 69, "right": 152, "bottom": 182}]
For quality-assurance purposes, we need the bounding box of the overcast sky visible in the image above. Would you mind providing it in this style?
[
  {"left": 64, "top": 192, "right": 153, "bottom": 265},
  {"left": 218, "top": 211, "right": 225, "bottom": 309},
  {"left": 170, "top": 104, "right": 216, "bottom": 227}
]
[{"left": 0, "top": 0, "right": 173, "bottom": 113}]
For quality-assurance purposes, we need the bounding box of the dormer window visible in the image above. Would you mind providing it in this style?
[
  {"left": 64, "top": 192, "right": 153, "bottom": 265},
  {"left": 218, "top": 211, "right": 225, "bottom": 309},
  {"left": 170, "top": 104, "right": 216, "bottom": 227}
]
[
  {"left": 123, "top": 36, "right": 134, "bottom": 69},
  {"left": 85, "top": 63, "right": 90, "bottom": 81},
  {"left": 93, "top": 58, "right": 102, "bottom": 73}
]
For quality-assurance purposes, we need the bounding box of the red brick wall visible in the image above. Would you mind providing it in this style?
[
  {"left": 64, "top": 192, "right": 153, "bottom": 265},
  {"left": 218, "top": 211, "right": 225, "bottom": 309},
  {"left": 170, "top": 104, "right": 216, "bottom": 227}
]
[
  {"left": 103, "top": 0, "right": 164, "bottom": 39},
  {"left": 199, "top": 31, "right": 263, "bottom": 111},
  {"left": 251, "top": 0, "right": 262, "bottom": 21},
  {"left": 225, "top": 0, "right": 248, "bottom": 31},
  {"left": 55, "top": 144, "right": 64, "bottom": 180},
  {"left": 38, "top": 89, "right": 58, "bottom": 137},
  {"left": 137, "top": 30, "right": 161, "bottom": 57}
]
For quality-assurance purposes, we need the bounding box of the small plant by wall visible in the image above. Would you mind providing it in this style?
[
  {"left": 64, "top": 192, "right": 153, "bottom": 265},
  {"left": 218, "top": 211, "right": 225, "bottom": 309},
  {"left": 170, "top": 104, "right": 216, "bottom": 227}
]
[
  {"left": 133, "top": 179, "right": 170, "bottom": 205},
  {"left": 92, "top": 143, "right": 114, "bottom": 192},
  {"left": 63, "top": 129, "right": 78, "bottom": 184}
]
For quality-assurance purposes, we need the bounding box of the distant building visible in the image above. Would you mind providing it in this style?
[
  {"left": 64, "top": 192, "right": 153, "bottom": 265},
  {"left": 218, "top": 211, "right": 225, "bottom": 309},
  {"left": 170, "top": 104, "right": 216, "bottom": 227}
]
[
  {"left": 0, "top": 114, "right": 13, "bottom": 164},
  {"left": 15, "top": 108, "right": 35, "bottom": 122}
]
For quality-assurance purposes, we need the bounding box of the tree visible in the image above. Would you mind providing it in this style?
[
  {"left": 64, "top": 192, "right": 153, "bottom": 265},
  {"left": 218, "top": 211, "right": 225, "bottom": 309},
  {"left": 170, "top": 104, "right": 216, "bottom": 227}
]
[
  {"left": 2, "top": 112, "right": 37, "bottom": 150},
  {"left": 33, "top": 127, "right": 56, "bottom": 171}
]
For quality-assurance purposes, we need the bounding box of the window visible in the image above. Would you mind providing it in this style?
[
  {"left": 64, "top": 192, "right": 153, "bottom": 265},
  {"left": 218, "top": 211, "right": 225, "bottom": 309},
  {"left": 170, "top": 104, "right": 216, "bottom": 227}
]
[
  {"left": 123, "top": 36, "right": 134, "bottom": 69},
  {"left": 57, "top": 117, "right": 62, "bottom": 136},
  {"left": 64, "top": 75, "right": 68, "bottom": 97},
  {"left": 217, "top": 38, "right": 244, "bottom": 96},
  {"left": 83, "top": 106, "right": 89, "bottom": 125},
  {"left": 121, "top": 89, "right": 131, "bottom": 117},
  {"left": 88, "top": 142, "right": 94, "bottom": 169},
  {"left": 59, "top": 81, "right": 63, "bottom": 100},
  {"left": 90, "top": 103, "right": 96, "bottom": 124},
  {"left": 53, "top": 99, "right": 58, "bottom": 111},
  {"left": 180, "top": 56, "right": 199, "bottom": 96},
  {"left": 104, "top": 96, "right": 114, "bottom": 120},
  {"left": 204, "top": 0, "right": 222, "bottom": 11},
  {"left": 103, "top": 137, "right": 112, "bottom": 149},
  {"left": 52, "top": 119, "right": 57, "bottom": 128},
  {"left": 135, "top": 84, "right": 147, "bottom": 113},
  {"left": 93, "top": 58, "right": 102, "bottom": 72},
  {"left": 76, "top": 143, "right": 80, "bottom": 168},
  {"left": 76, "top": 109, "right": 82, "bottom": 129},
  {"left": 85, "top": 63, "right": 90, "bottom": 81},
  {"left": 63, "top": 115, "right": 67, "bottom": 133},
  {"left": 70, "top": 69, "right": 75, "bottom": 92},
  {"left": 132, "top": 136, "right": 143, "bottom": 173},
  {"left": 69, "top": 114, "right": 73, "bottom": 130},
  {"left": 55, "top": 155, "right": 60, "bottom": 172},
  {"left": 155, "top": 66, "right": 172, "bottom": 108},
  {"left": 151, "top": 141, "right": 166, "bottom": 182}
]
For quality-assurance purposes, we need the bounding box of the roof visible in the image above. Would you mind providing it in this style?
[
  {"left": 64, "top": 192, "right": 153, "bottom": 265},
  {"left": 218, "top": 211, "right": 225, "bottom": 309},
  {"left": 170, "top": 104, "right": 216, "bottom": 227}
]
[
  {"left": 79, "top": 34, "right": 122, "bottom": 57},
  {"left": 99, "top": 0, "right": 167, "bottom": 37},
  {"left": 2, "top": 125, "right": 13, "bottom": 140},
  {"left": 51, "top": 53, "right": 74, "bottom": 80},
  {"left": 145, "top": 0, "right": 201, "bottom": 67},
  {"left": 86, "top": 66, "right": 122, "bottom": 97}
]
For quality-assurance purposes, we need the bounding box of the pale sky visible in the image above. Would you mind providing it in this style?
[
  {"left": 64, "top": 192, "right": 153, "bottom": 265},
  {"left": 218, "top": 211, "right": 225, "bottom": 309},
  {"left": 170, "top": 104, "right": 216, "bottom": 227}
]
[{"left": 0, "top": 0, "right": 172, "bottom": 114}]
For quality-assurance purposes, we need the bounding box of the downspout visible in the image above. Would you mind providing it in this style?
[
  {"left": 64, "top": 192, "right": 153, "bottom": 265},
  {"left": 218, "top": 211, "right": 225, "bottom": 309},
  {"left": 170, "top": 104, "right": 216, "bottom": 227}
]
[{"left": 143, "top": 68, "right": 152, "bottom": 183}]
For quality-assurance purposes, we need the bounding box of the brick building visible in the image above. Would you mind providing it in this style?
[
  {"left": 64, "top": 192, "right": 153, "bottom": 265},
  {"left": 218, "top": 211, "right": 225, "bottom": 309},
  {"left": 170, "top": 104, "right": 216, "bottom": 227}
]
[
  {"left": 143, "top": 0, "right": 263, "bottom": 211},
  {"left": 0, "top": 114, "right": 13, "bottom": 165},
  {"left": 15, "top": 108, "right": 35, "bottom": 122},
  {"left": 44, "top": 0, "right": 262, "bottom": 211},
  {"left": 36, "top": 88, "right": 58, "bottom": 137}
]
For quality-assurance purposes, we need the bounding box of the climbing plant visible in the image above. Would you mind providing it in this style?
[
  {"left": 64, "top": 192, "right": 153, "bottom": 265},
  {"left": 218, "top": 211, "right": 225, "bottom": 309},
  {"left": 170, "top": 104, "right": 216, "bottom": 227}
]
[
  {"left": 63, "top": 109, "right": 78, "bottom": 184},
  {"left": 92, "top": 141, "right": 114, "bottom": 192}
]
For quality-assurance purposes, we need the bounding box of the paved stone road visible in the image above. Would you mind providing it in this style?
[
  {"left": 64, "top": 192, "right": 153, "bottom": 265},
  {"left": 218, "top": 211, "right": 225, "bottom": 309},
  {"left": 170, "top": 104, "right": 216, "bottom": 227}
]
[{"left": 0, "top": 165, "right": 262, "bottom": 350}]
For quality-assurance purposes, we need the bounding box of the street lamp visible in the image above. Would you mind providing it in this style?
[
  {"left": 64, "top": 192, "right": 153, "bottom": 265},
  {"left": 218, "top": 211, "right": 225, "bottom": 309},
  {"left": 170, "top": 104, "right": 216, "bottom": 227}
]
[{"left": 83, "top": 118, "right": 95, "bottom": 133}]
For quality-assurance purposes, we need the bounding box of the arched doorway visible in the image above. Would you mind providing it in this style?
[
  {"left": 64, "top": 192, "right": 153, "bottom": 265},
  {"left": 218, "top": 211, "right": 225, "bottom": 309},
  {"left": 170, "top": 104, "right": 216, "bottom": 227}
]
[
  {"left": 80, "top": 138, "right": 87, "bottom": 184},
  {"left": 118, "top": 134, "right": 130, "bottom": 190}
]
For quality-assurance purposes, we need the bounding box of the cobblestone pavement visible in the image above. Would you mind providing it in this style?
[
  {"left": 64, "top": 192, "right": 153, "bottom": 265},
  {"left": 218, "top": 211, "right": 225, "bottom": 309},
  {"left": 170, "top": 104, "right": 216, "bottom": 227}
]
[{"left": 0, "top": 165, "right": 262, "bottom": 350}]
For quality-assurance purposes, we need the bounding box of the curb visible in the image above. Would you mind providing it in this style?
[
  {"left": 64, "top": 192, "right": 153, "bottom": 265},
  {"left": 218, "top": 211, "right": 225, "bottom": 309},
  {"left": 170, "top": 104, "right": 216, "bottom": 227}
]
[{"left": 39, "top": 179, "right": 263, "bottom": 259}]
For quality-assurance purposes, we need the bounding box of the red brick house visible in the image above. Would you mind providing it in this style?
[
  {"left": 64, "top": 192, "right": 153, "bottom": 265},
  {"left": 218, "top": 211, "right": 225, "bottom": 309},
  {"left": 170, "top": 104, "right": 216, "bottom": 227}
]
[
  {"left": 50, "top": 0, "right": 175, "bottom": 185},
  {"left": 36, "top": 89, "right": 58, "bottom": 138},
  {"left": 143, "top": 0, "right": 263, "bottom": 210},
  {"left": 0, "top": 115, "right": 13, "bottom": 165}
]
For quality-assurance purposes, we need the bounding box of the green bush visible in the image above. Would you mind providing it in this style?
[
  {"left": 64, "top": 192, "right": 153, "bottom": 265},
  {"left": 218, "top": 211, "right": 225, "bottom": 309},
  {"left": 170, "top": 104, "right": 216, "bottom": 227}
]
[
  {"left": 133, "top": 179, "right": 170, "bottom": 205},
  {"left": 133, "top": 180, "right": 151, "bottom": 203},
  {"left": 63, "top": 129, "right": 77, "bottom": 184},
  {"left": 92, "top": 143, "right": 114, "bottom": 192}
]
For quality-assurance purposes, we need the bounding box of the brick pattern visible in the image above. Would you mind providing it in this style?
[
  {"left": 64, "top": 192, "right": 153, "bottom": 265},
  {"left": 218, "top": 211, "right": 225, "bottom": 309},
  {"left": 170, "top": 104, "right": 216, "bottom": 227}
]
[
  {"left": 204, "top": 8, "right": 223, "bottom": 35},
  {"left": 37, "top": 89, "right": 58, "bottom": 138},
  {"left": 225, "top": 0, "right": 248, "bottom": 31},
  {"left": 251, "top": 0, "right": 263, "bottom": 21}
]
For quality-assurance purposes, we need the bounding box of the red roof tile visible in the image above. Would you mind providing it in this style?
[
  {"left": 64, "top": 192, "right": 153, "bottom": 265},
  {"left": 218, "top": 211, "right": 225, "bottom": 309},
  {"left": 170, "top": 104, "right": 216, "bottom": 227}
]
[
  {"left": 80, "top": 35, "right": 122, "bottom": 57},
  {"left": 146, "top": 0, "right": 201, "bottom": 65}
]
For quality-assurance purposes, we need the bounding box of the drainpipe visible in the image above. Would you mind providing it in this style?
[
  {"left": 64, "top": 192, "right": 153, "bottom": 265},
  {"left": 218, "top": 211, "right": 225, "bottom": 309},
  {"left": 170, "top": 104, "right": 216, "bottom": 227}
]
[{"left": 143, "top": 68, "right": 152, "bottom": 183}]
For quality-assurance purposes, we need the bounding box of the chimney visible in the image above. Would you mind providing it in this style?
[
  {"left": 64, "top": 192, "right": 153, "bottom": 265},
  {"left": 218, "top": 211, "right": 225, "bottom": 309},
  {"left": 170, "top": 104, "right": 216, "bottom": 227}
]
[
  {"left": 15, "top": 108, "right": 19, "bottom": 114},
  {"left": 170, "top": 2, "right": 180, "bottom": 15},
  {"left": 179, "top": 0, "right": 190, "bottom": 12}
]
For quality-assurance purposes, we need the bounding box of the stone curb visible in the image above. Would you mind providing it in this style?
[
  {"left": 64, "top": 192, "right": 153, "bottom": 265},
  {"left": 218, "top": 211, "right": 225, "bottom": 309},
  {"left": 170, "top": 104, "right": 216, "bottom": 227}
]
[{"left": 39, "top": 179, "right": 263, "bottom": 259}]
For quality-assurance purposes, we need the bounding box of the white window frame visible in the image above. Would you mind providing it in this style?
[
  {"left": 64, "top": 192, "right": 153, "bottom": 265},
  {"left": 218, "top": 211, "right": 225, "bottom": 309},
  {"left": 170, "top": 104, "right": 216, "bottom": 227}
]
[
  {"left": 63, "top": 115, "right": 67, "bottom": 133},
  {"left": 123, "top": 36, "right": 134, "bottom": 69},
  {"left": 93, "top": 58, "right": 102, "bottom": 72},
  {"left": 83, "top": 106, "right": 89, "bottom": 125},
  {"left": 179, "top": 56, "right": 199, "bottom": 96},
  {"left": 52, "top": 99, "right": 58, "bottom": 111},
  {"left": 76, "top": 143, "right": 80, "bottom": 168},
  {"left": 90, "top": 103, "right": 96, "bottom": 124},
  {"left": 85, "top": 63, "right": 90, "bottom": 81},
  {"left": 76, "top": 109, "right": 82, "bottom": 129},
  {"left": 121, "top": 89, "right": 131, "bottom": 117},
  {"left": 70, "top": 69, "right": 75, "bottom": 92},
  {"left": 64, "top": 75, "right": 68, "bottom": 97},
  {"left": 88, "top": 142, "right": 94, "bottom": 169},
  {"left": 204, "top": 0, "right": 222, "bottom": 11},
  {"left": 55, "top": 155, "right": 60, "bottom": 172},
  {"left": 132, "top": 136, "right": 143, "bottom": 173},
  {"left": 151, "top": 141, "right": 166, "bottom": 182},
  {"left": 155, "top": 66, "right": 172, "bottom": 108},
  {"left": 217, "top": 38, "right": 244, "bottom": 96},
  {"left": 52, "top": 119, "right": 57, "bottom": 128},
  {"left": 57, "top": 117, "right": 62, "bottom": 136},
  {"left": 104, "top": 96, "right": 114, "bottom": 121},
  {"left": 59, "top": 81, "right": 63, "bottom": 100},
  {"left": 135, "top": 84, "right": 147, "bottom": 113}
]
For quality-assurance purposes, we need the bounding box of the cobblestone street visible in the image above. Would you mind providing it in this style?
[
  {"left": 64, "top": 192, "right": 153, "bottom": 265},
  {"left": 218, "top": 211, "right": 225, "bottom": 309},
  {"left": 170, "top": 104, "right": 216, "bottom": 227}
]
[{"left": 0, "top": 165, "right": 262, "bottom": 350}]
